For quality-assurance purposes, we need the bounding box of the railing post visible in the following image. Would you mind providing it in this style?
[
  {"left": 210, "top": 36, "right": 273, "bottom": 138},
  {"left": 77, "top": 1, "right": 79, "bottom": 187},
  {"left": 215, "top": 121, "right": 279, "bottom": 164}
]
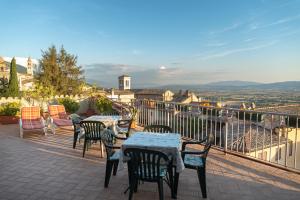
[{"left": 224, "top": 121, "right": 228, "bottom": 155}]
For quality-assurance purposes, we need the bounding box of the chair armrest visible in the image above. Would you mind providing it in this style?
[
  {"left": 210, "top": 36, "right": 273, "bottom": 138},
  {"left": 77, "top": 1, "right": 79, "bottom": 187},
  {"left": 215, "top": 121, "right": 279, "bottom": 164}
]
[
  {"left": 115, "top": 135, "right": 127, "bottom": 140},
  {"left": 118, "top": 119, "right": 131, "bottom": 127},
  {"left": 182, "top": 138, "right": 206, "bottom": 151},
  {"left": 19, "top": 119, "right": 22, "bottom": 128},
  {"left": 106, "top": 144, "right": 121, "bottom": 149}
]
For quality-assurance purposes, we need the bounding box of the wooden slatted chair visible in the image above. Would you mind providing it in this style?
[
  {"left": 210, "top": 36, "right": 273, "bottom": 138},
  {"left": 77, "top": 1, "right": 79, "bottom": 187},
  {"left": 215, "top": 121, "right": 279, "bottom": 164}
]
[
  {"left": 48, "top": 105, "right": 73, "bottom": 134},
  {"left": 19, "top": 106, "right": 46, "bottom": 138}
]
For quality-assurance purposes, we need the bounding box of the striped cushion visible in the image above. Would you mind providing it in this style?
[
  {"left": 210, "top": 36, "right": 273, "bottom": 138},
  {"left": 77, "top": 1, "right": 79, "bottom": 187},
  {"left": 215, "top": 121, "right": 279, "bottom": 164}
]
[
  {"left": 21, "top": 107, "right": 40, "bottom": 120},
  {"left": 53, "top": 118, "right": 73, "bottom": 126},
  {"left": 49, "top": 105, "right": 68, "bottom": 119},
  {"left": 22, "top": 119, "right": 44, "bottom": 130}
]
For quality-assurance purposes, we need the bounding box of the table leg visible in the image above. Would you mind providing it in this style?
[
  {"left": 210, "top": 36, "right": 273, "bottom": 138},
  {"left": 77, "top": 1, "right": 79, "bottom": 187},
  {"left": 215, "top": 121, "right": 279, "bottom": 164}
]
[{"left": 174, "top": 172, "right": 179, "bottom": 198}]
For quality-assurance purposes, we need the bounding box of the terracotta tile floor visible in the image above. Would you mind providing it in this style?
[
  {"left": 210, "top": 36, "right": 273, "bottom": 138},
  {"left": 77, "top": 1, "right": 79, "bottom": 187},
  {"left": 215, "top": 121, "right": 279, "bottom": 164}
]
[{"left": 0, "top": 124, "right": 299, "bottom": 200}]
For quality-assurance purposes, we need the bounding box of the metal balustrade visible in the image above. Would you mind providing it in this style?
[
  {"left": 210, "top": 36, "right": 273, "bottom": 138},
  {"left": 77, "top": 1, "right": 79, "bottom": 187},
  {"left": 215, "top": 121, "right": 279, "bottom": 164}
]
[{"left": 132, "top": 99, "right": 300, "bottom": 171}]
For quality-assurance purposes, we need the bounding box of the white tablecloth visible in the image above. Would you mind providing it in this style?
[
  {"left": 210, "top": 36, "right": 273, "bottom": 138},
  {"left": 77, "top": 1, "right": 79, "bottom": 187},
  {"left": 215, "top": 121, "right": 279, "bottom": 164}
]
[
  {"left": 84, "top": 115, "right": 122, "bottom": 134},
  {"left": 119, "top": 132, "right": 185, "bottom": 173}
]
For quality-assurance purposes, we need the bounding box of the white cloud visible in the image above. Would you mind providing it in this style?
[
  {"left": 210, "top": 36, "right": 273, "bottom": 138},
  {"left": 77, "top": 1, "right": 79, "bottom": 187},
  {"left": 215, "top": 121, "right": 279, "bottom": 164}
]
[
  {"left": 210, "top": 22, "right": 242, "bottom": 35},
  {"left": 160, "top": 65, "right": 166, "bottom": 70},
  {"left": 198, "top": 41, "right": 277, "bottom": 60}
]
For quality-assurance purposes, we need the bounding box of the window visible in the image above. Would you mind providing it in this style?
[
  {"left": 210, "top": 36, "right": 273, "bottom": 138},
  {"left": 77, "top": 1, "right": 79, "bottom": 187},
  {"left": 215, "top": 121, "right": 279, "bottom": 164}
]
[
  {"left": 289, "top": 141, "right": 293, "bottom": 156},
  {"left": 126, "top": 80, "right": 129, "bottom": 87}
]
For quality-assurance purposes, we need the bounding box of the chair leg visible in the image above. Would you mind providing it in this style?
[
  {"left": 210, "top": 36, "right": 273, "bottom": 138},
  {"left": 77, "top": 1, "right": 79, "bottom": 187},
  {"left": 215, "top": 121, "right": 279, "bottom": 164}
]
[
  {"left": 113, "top": 161, "right": 119, "bottom": 176},
  {"left": 128, "top": 177, "right": 137, "bottom": 200},
  {"left": 104, "top": 161, "right": 114, "bottom": 187},
  {"left": 158, "top": 178, "right": 164, "bottom": 200},
  {"left": 168, "top": 168, "right": 175, "bottom": 199},
  {"left": 174, "top": 172, "right": 179, "bottom": 197},
  {"left": 197, "top": 168, "right": 207, "bottom": 198},
  {"left": 83, "top": 139, "right": 87, "bottom": 157},
  {"left": 73, "top": 131, "right": 78, "bottom": 149}
]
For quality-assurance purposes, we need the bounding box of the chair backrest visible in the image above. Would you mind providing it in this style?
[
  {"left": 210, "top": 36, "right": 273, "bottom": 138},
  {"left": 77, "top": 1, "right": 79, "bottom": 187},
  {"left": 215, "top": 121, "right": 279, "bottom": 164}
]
[
  {"left": 124, "top": 148, "right": 171, "bottom": 181},
  {"left": 21, "top": 106, "right": 41, "bottom": 121},
  {"left": 118, "top": 118, "right": 134, "bottom": 137},
  {"left": 202, "top": 133, "right": 214, "bottom": 160},
  {"left": 48, "top": 105, "right": 68, "bottom": 119},
  {"left": 101, "top": 129, "right": 117, "bottom": 159},
  {"left": 80, "top": 121, "right": 106, "bottom": 140},
  {"left": 143, "top": 125, "right": 173, "bottom": 133}
]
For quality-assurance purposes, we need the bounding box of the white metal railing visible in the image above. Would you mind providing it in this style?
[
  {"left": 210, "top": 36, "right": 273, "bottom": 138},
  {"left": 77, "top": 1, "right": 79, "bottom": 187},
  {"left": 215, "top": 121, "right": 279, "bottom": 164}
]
[{"left": 133, "top": 99, "right": 300, "bottom": 171}]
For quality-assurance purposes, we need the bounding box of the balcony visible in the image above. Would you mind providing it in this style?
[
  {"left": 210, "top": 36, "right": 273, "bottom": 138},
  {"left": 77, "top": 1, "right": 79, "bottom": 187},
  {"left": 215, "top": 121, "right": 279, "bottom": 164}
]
[{"left": 0, "top": 121, "right": 300, "bottom": 199}]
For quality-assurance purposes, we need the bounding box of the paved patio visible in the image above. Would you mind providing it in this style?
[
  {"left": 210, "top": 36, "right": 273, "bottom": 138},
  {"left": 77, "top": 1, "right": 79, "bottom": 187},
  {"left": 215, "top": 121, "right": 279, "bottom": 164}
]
[{"left": 0, "top": 124, "right": 299, "bottom": 200}]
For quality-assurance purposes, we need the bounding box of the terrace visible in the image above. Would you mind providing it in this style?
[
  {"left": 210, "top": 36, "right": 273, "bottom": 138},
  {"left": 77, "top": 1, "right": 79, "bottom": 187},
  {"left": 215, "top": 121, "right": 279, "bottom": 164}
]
[{"left": 1, "top": 121, "right": 300, "bottom": 200}]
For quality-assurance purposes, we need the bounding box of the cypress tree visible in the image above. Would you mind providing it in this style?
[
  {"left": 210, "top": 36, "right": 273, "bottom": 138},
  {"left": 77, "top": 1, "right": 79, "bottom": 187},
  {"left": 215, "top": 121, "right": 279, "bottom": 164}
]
[{"left": 6, "top": 57, "right": 19, "bottom": 97}]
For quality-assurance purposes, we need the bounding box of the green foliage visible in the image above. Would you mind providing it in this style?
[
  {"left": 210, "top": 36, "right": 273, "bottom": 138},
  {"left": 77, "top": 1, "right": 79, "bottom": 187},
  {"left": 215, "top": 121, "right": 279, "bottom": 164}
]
[
  {"left": 23, "top": 84, "right": 55, "bottom": 107},
  {"left": 6, "top": 58, "right": 19, "bottom": 97},
  {"left": 58, "top": 98, "right": 80, "bottom": 113},
  {"left": 36, "top": 45, "right": 85, "bottom": 95},
  {"left": 95, "top": 96, "right": 113, "bottom": 114},
  {"left": 0, "top": 102, "right": 20, "bottom": 116},
  {"left": 0, "top": 77, "right": 8, "bottom": 96}
]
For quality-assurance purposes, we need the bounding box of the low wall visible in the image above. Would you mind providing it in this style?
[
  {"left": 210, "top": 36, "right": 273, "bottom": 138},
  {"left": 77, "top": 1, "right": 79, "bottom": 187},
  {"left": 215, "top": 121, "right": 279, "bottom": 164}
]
[{"left": 0, "top": 95, "right": 90, "bottom": 114}]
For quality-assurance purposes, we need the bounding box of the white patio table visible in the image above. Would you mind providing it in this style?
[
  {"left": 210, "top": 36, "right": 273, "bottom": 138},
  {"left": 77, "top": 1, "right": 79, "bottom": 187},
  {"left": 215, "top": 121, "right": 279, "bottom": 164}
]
[
  {"left": 83, "top": 115, "right": 122, "bottom": 134},
  {"left": 119, "top": 132, "right": 184, "bottom": 197}
]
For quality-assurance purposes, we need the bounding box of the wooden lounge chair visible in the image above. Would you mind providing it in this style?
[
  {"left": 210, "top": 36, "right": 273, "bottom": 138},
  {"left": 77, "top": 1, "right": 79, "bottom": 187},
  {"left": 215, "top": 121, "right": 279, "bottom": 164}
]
[
  {"left": 48, "top": 105, "right": 73, "bottom": 134},
  {"left": 19, "top": 106, "right": 47, "bottom": 138}
]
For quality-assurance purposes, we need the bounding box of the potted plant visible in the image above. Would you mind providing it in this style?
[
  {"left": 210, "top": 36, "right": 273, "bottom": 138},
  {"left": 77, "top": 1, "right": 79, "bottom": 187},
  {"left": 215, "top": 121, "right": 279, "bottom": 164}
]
[
  {"left": 95, "top": 95, "right": 114, "bottom": 115},
  {"left": 129, "top": 106, "right": 138, "bottom": 129},
  {"left": 0, "top": 102, "right": 20, "bottom": 124},
  {"left": 58, "top": 97, "right": 80, "bottom": 114}
]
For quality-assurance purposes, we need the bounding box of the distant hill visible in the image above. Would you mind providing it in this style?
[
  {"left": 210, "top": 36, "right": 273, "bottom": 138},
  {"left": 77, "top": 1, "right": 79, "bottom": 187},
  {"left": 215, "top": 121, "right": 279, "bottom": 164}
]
[
  {"left": 205, "top": 81, "right": 261, "bottom": 87},
  {"left": 155, "top": 81, "right": 300, "bottom": 92}
]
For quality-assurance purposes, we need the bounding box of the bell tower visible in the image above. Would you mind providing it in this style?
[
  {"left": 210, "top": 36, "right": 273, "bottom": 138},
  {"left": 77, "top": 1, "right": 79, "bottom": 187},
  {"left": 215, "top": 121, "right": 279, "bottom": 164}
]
[
  {"left": 118, "top": 75, "right": 131, "bottom": 90},
  {"left": 27, "top": 57, "right": 33, "bottom": 75}
]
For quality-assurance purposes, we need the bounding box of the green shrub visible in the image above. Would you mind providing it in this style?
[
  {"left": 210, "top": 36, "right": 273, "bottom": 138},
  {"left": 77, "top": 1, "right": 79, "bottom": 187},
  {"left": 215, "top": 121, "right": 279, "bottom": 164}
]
[
  {"left": 58, "top": 98, "right": 80, "bottom": 113},
  {"left": 0, "top": 102, "right": 20, "bottom": 116},
  {"left": 95, "top": 96, "right": 113, "bottom": 114}
]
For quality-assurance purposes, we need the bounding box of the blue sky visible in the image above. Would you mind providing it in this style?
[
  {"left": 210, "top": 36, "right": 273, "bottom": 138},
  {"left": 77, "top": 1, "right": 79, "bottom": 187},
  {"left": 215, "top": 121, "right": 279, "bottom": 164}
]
[{"left": 0, "top": 0, "right": 300, "bottom": 87}]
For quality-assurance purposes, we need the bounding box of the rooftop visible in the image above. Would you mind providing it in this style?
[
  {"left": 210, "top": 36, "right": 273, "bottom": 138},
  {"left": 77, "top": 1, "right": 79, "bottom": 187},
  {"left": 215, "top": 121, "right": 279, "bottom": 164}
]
[{"left": 0, "top": 124, "right": 299, "bottom": 200}]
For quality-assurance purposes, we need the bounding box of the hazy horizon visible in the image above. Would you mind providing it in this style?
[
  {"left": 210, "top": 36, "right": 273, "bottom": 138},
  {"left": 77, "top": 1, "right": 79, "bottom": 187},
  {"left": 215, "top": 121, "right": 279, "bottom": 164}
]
[{"left": 1, "top": 0, "right": 300, "bottom": 87}]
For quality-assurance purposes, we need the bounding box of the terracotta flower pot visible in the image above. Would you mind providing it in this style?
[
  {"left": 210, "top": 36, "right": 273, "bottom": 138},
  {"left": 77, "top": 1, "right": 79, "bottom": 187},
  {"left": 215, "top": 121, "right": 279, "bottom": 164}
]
[
  {"left": 0, "top": 116, "right": 20, "bottom": 124},
  {"left": 130, "top": 120, "right": 137, "bottom": 129}
]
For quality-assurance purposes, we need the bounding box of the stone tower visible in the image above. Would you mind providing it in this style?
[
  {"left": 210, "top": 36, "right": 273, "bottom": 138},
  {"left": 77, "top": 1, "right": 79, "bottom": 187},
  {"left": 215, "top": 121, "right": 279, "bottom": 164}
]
[
  {"left": 27, "top": 57, "right": 33, "bottom": 75},
  {"left": 118, "top": 75, "right": 131, "bottom": 90}
]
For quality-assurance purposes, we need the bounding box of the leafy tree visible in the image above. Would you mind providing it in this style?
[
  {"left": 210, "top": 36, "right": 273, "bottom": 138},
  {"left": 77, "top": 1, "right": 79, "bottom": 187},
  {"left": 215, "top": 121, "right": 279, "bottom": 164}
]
[
  {"left": 6, "top": 58, "right": 19, "bottom": 97},
  {"left": 36, "top": 45, "right": 84, "bottom": 95}
]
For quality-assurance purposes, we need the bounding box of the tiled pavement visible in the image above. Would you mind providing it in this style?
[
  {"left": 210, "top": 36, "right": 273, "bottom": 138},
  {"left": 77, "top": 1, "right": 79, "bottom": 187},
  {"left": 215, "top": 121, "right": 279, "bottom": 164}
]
[{"left": 0, "top": 124, "right": 300, "bottom": 200}]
